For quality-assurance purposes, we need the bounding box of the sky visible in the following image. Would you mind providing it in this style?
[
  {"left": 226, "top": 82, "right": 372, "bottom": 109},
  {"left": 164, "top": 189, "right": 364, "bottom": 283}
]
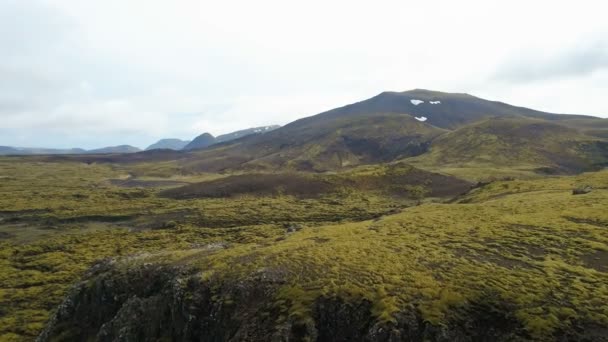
[{"left": 1, "top": 0, "right": 607, "bottom": 149}]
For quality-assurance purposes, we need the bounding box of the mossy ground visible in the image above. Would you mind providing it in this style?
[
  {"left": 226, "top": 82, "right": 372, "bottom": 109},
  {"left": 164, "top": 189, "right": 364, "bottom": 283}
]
[
  {"left": 1, "top": 158, "right": 607, "bottom": 340},
  {"left": 0, "top": 159, "right": 411, "bottom": 340},
  {"left": 189, "top": 172, "right": 608, "bottom": 339}
]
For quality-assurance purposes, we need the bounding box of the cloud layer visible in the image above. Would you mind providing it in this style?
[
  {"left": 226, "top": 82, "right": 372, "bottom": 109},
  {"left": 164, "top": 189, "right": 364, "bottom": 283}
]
[
  {"left": 1, "top": 0, "right": 607, "bottom": 148},
  {"left": 495, "top": 39, "right": 608, "bottom": 83}
]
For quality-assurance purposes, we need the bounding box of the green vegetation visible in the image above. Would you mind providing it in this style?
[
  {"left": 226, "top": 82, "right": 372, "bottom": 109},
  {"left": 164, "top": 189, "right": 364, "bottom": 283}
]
[
  {"left": 189, "top": 171, "right": 608, "bottom": 339},
  {"left": 0, "top": 160, "right": 413, "bottom": 235},
  {"left": 406, "top": 117, "right": 608, "bottom": 181},
  {"left": 0, "top": 224, "right": 288, "bottom": 340},
  {"left": 0, "top": 159, "right": 433, "bottom": 341},
  {"left": 1, "top": 155, "right": 607, "bottom": 340}
]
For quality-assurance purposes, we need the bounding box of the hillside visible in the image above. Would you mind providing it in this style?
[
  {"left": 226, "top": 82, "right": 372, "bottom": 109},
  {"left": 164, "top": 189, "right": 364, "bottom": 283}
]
[
  {"left": 182, "top": 114, "right": 445, "bottom": 172},
  {"left": 174, "top": 90, "right": 606, "bottom": 173},
  {"left": 407, "top": 117, "right": 608, "bottom": 176},
  {"left": 557, "top": 117, "right": 608, "bottom": 139}
]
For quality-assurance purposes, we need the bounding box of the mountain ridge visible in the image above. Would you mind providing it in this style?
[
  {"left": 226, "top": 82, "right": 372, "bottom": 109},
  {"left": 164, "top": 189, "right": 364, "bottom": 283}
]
[
  {"left": 179, "top": 89, "right": 607, "bottom": 173},
  {"left": 0, "top": 145, "right": 138, "bottom": 155},
  {"left": 145, "top": 139, "right": 190, "bottom": 151}
]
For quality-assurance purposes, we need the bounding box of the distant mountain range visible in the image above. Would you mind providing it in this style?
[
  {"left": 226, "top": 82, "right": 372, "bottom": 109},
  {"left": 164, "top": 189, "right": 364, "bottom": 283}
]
[
  {"left": 0, "top": 145, "right": 139, "bottom": 155},
  {"left": 87, "top": 145, "right": 142, "bottom": 154},
  {"left": 0, "top": 125, "right": 280, "bottom": 155}
]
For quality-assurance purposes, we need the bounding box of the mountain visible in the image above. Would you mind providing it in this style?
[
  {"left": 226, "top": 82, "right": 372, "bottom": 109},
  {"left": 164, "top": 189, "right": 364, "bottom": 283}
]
[
  {"left": 180, "top": 90, "right": 606, "bottom": 173},
  {"left": 0, "top": 145, "right": 141, "bottom": 155},
  {"left": 0, "top": 146, "right": 21, "bottom": 155},
  {"left": 87, "top": 145, "right": 141, "bottom": 154},
  {"left": 182, "top": 126, "right": 281, "bottom": 151},
  {"left": 215, "top": 125, "right": 280, "bottom": 143},
  {"left": 181, "top": 113, "right": 446, "bottom": 172},
  {"left": 182, "top": 133, "right": 216, "bottom": 151},
  {"left": 145, "top": 139, "right": 190, "bottom": 151},
  {"left": 0, "top": 146, "right": 86, "bottom": 155},
  {"left": 309, "top": 89, "right": 597, "bottom": 130}
]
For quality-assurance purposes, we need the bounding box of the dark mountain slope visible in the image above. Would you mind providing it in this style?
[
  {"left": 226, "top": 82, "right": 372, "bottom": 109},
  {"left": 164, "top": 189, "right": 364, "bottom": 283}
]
[
  {"left": 183, "top": 114, "right": 446, "bottom": 172},
  {"left": 283, "top": 89, "right": 598, "bottom": 131}
]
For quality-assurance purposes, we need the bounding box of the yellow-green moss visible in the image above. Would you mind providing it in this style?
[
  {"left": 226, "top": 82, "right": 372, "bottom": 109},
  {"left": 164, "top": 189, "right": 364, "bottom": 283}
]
[{"left": 1, "top": 158, "right": 608, "bottom": 340}]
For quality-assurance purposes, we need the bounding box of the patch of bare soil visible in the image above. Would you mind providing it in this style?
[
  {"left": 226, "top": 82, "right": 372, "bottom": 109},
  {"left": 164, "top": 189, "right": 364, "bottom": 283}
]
[{"left": 581, "top": 250, "right": 608, "bottom": 272}]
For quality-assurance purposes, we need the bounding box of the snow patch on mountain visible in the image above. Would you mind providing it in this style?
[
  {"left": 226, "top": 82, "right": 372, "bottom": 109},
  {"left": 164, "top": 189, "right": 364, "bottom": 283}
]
[{"left": 410, "top": 99, "right": 424, "bottom": 106}]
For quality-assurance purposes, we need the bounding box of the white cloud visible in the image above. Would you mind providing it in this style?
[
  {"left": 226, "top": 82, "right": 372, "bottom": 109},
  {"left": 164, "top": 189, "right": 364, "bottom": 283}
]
[
  {"left": 494, "top": 39, "right": 608, "bottom": 83},
  {"left": 1, "top": 0, "right": 607, "bottom": 148}
]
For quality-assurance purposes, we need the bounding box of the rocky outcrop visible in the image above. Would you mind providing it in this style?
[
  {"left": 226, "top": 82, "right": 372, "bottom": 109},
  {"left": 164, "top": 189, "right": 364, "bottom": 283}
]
[
  {"left": 38, "top": 260, "right": 284, "bottom": 341},
  {"left": 38, "top": 259, "right": 604, "bottom": 341}
]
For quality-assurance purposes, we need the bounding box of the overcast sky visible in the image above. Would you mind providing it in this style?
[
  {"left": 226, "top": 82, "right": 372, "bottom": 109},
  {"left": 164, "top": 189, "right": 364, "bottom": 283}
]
[{"left": 2, "top": 0, "right": 607, "bottom": 149}]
